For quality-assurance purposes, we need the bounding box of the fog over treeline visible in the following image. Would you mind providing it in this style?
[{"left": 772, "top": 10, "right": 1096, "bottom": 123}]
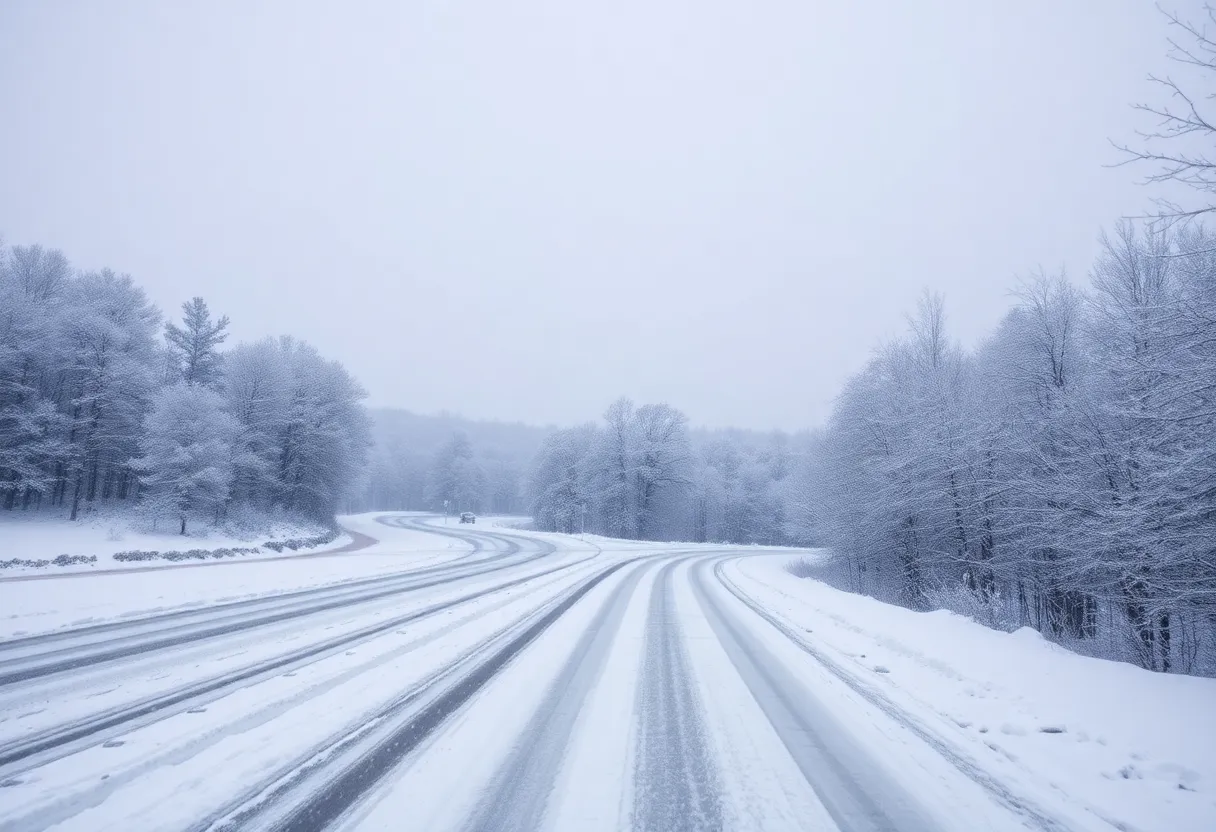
[
  {"left": 9, "top": 211, "right": 1216, "bottom": 654},
  {"left": 524, "top": 222, "right": 1216, "bottom": 675},
  {"left": 354, "top": 406, "right": 812, "bottom": 548},
  {"left": 3, "top": 210, "right": 1215, "bottom": 675}
]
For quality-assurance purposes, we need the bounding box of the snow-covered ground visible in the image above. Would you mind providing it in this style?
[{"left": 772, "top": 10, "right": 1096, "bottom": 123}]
[
  {"left": 0, "top": 509, "right": 351, "bottom": 576},
  {"left": 0, "top": 519, "right": 1209, "bottom": 831},
  {"left": 0, "top": 513, "right": 480, "bottom": 639},
  {"left": 727, "top": 554, "right": 1216, "bottom": 832}
]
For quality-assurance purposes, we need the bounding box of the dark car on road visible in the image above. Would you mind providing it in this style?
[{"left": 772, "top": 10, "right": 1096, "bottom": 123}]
[{"left": 459, "top": 512, "right": 476, "bottom": 524}]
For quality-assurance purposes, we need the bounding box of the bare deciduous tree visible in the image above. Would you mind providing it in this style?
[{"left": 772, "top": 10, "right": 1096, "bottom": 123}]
[{"left": 1115, "top": 4, "right": 1216, "bottom": 223}]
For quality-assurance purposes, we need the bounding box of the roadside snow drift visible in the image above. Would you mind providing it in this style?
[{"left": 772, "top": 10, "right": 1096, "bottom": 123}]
[{"left": 729, "top": 554, "right": 1216, "bottom": 832}]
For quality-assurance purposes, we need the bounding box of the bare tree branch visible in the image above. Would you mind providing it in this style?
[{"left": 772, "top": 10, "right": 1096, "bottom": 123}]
[{"left": 1115, "top": 4, "right": 1216, "bottom": 223}]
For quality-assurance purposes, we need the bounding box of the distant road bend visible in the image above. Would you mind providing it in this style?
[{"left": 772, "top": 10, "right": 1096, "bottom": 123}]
[{"left": 0, "top": 515, "right": 1091, "bottom": 831}]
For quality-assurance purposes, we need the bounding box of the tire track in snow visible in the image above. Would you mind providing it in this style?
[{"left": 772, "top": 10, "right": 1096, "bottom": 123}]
[
  {"left": 213, "top": 560, "right": 635, "bottom": 832},
  {"left": 634, "top": 559, "right": 724, "bottom": 832},
  {"left": 708, "top": 557, "right": 1087, "bottom": 832},
  {"left": 2, "top": 563, "right": 590, "bottom": 832},
  {"left": 691, "top": 557, "right": 936, "bottom": 831},
  {"left": 0, "top": 557, "right": 589, "bottom": 774},
  {"left": 460, "top": 558, "right": 655, "bottom": 832},
  {"left": 0, "top": 520, "right": 556, "bottom": 687}
]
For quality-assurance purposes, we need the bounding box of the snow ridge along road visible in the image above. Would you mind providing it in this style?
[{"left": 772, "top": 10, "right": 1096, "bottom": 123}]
[{"left": 0, "top": 516, "right": 1141, "bottom": 831}]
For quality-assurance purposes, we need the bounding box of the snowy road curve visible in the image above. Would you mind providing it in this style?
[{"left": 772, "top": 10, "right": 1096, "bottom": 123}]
[{"left": 0, "top": 516, "right": 1121, "bottom": 831}]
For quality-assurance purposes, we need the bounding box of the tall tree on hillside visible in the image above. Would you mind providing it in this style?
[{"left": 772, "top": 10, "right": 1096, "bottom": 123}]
[{"left": 165, "top": 297, "right": 229, "bottom": 388}]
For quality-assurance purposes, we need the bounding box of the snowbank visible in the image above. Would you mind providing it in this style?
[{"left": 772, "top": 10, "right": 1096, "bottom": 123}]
[
  {"left": 0, "top": 509, "right": 347, "bottom": 575},
  {"left": 729, "top": 554, "right": 1216, "bottom": 832}
]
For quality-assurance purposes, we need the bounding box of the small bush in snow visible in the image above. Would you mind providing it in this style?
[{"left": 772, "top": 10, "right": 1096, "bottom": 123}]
[
  {"left": 106, "top": 529, "right": 337, "bottom": 564},
  {"left": 113, "top": 547, "right": 261, "bottom": 563},
  {"left": 262, "top": 529, "right": 338, "bottom": 553},
  {"left": 0, "top": 554, "right": 97, "bottom": 569}
]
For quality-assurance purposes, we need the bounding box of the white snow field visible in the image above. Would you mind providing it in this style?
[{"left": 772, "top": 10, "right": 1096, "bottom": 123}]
[{"left": 0, "top": 516, "right": 1210, "bottom": 831}]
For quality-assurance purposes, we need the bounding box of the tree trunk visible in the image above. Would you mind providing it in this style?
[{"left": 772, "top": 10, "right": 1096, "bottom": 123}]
[
  {"left": 900, "top": 515, "right": 926, "bottom": 610},
  {"left": 1159, "top": 611, "right": 1171, "bottom": 673},
  {"left": 69, "top": 473, "right": 83, "bottom": 521},
  {"left": 85, "top": 457, "right": 98, "bottom": 502},
  {"left": 1123, "top": 579, "right": 1155, "bottom": 670},
  {"left": 180, "top": 515, "right": 187, "bottom": 535}
]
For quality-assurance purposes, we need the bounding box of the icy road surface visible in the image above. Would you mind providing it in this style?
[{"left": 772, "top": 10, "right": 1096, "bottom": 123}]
[{"left": 0, "top": 515, "right": 1200, "bottom": 831}]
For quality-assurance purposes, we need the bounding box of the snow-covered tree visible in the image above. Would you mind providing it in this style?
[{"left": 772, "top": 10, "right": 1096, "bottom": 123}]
[
  {"left": 134, "top": 383, "right": 237, "bottom": 534},
  {"left": 59, "top": 270, "right": 161, "bottom": 519},
  {"left": 165, "top": 297, "right": 229, "bottom": 388},
  {"left": 529, "top": 425, "right": 595, "bottom": 533},
  {"left": 0, "top": 238, "right": 371, "bottom": 531},
  {"left": 801, "top": 226, "right": 1216, "bottom": 673},
  {"left": 632, "top": 403, "right": 692, "bottom": 539},
  {"left": 272, "top": 338, "right": 370, "bottom": 521}
]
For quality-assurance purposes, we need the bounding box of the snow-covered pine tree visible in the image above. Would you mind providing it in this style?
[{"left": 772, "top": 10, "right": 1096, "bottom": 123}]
[{"left": 165, "top": 297, "right": 229, "bottom": 388}]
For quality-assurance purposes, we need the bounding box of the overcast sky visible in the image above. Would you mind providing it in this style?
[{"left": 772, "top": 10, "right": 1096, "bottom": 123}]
[{"left": 0, "top": 1, "right": 1191, "bottom": 430}]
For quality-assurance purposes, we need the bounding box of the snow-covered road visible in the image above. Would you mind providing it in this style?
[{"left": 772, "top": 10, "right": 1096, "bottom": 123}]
[{"left": 0, "top": 516, "right": 1207, "bottom": 831}]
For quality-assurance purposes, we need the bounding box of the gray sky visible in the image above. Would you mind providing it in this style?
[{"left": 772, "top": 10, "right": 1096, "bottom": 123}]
[{"left": 0, "top": 1, "right": 1189, "bottom": 430}]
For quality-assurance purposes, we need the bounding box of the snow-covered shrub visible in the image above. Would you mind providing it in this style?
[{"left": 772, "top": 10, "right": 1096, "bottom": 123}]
[
  {"left": 262, "top": 528, "right": 338, "bottom": 553},
  {"left": 0, "top": 554, "right": 97, "bottom": 569},
  {"left": 112, "top": 546, "right": 261, "bottom": 563}
]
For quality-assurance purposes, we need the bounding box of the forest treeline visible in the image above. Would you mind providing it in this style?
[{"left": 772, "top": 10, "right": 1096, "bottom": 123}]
[
  {"left": 357, "top": 402, "right": 808, "bottom": 546},
  {"left": 805, "top": 224, "right": 1216, "bottom": 674},
  {"left": 526, "top": 223, "right": 1216, "bottom": 674},
  {"left": 528, "top": 398, "right": 810, "bottom": 545},
  {"left": 0, "top": 241, "right": 369, "bottom": 533}
]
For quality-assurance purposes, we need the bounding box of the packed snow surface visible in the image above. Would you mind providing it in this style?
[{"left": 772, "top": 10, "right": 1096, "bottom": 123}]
[{"left": 0, "top": 517, "right": 1209, "bottom": 831}]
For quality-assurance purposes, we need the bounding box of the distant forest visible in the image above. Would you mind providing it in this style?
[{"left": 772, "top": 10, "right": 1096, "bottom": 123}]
[
  {"left": 350, "top": 409, "right": 548, "bottom": 516},
  {"left": 351, "top": 407, "right": 812, "bottom": 544}
]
